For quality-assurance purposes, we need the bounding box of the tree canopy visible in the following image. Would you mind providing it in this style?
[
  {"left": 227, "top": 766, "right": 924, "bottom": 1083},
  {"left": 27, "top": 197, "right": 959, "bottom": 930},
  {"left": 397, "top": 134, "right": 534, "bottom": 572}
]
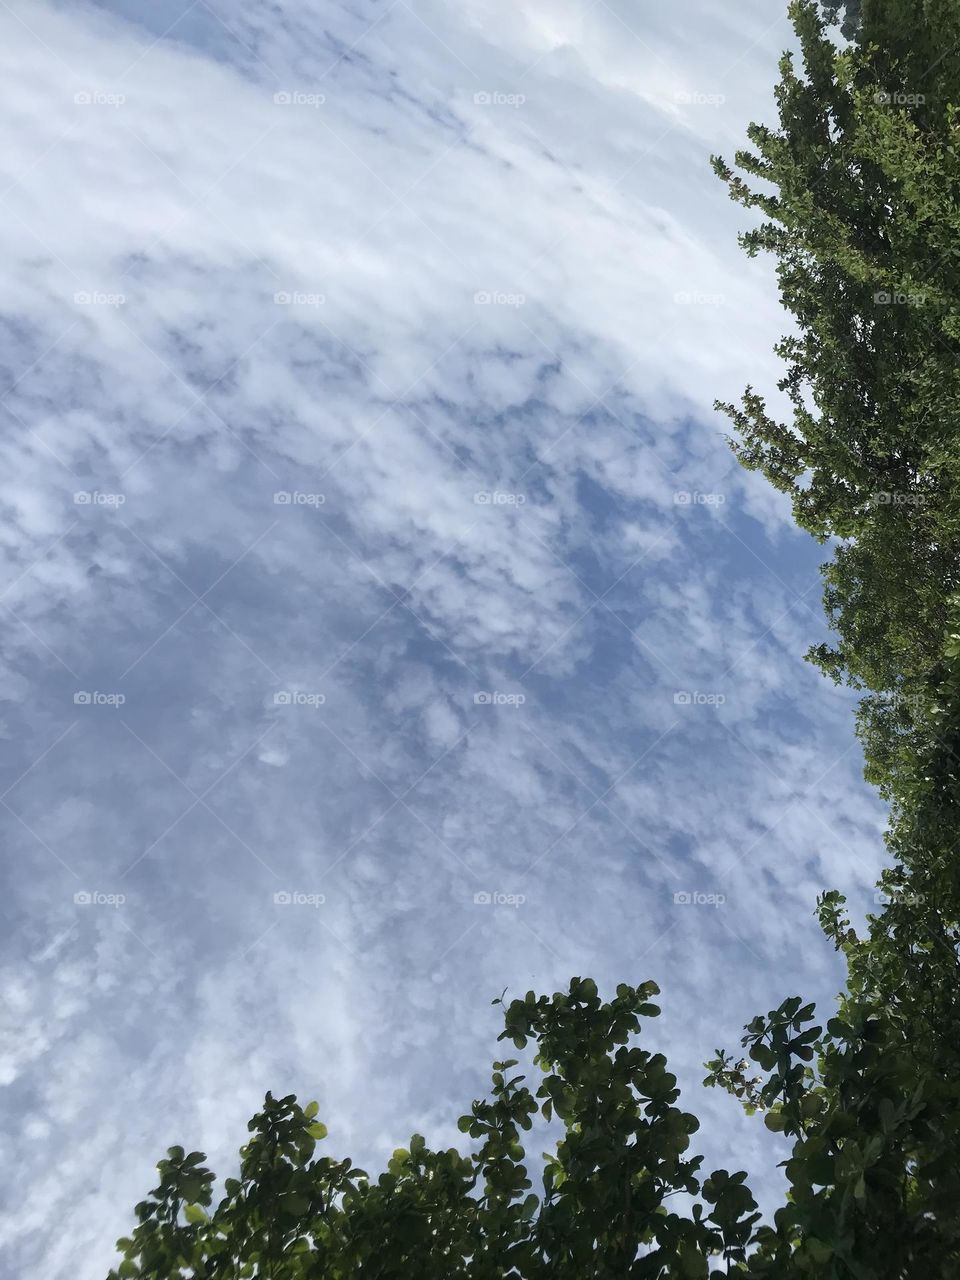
[{"left": 712, "top": 0, "right": 960, "bottom": 793}]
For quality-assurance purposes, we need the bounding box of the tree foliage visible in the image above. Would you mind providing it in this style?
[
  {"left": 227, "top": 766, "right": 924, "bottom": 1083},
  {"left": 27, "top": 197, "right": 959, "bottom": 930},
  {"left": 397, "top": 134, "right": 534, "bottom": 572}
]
[
  {"left": 713, "top": 0, "right": 960, "bottom": 794},
  {"left": 111, "top": 982, "right": 765, "bottom": 1278},
  {"left": 818, "top": 1, "right": 862, "bottom": 39}
]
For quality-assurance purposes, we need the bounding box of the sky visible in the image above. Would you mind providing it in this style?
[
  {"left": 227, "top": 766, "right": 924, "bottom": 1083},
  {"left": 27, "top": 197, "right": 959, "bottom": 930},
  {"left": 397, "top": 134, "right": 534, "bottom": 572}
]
[{"left": 0, "top": 1, "right": 888, "bottom": 1275}]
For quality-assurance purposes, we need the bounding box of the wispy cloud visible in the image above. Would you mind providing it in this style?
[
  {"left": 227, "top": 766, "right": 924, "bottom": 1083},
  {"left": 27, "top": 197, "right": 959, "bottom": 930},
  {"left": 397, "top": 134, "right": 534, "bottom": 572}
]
[{"left": 0, "top": 1, "right": 884, "bottom": 1274}]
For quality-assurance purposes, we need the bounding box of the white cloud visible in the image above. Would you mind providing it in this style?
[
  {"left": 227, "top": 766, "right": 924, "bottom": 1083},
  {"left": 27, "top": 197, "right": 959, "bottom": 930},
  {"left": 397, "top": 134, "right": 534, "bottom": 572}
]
[{"left": 0, "top": 1, "right": 887, "bottom": 1275}]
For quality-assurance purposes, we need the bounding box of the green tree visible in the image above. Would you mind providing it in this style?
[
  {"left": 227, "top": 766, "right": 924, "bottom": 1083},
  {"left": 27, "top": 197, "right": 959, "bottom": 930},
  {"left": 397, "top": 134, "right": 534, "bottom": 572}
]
[
  {"left": 818, "top": 1, "right": 862, "bottom": 39},
  {"left": 109, "top": 981, "right": 763, "bottom": 1278},
  {"left": 713, "top": 0, "right": 960, "bottom": 783},
  {"left": 706, "top": 617, "right": 960, "bottom": 1275},
  {"left": 110, "top": 893, "right": 960, "bottom": 1276}
]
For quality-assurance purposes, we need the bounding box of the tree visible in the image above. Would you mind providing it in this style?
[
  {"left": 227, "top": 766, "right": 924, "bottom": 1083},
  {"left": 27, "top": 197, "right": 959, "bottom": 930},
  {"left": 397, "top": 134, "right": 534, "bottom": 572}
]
[
  {"left": 712, "top": 0, "right": 960, "bottom": 786},
  {"left": 109, "top": 981, "right": 764, "bottom": 1278},
  {"left": 109, "top": 881, "right": 960, "bottom": 1276},
  {"left": 705, "top": 652, "right": 960, "bottom": 1275},
  {"left": 818, "top": 0, "right": 862, "bottom": 39}
]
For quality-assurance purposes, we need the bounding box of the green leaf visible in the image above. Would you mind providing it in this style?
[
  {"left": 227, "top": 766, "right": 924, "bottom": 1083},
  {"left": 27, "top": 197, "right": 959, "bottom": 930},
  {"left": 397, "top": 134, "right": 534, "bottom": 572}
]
[{"left": 807, "top": 1238, "right": 832, "bottom": 1263}]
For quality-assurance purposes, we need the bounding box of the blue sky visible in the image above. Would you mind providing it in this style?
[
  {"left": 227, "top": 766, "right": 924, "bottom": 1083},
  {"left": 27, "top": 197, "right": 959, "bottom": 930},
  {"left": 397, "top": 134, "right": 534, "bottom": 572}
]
[{"left": 0, "top": 2, "right": 887, "bottom": 1275}]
